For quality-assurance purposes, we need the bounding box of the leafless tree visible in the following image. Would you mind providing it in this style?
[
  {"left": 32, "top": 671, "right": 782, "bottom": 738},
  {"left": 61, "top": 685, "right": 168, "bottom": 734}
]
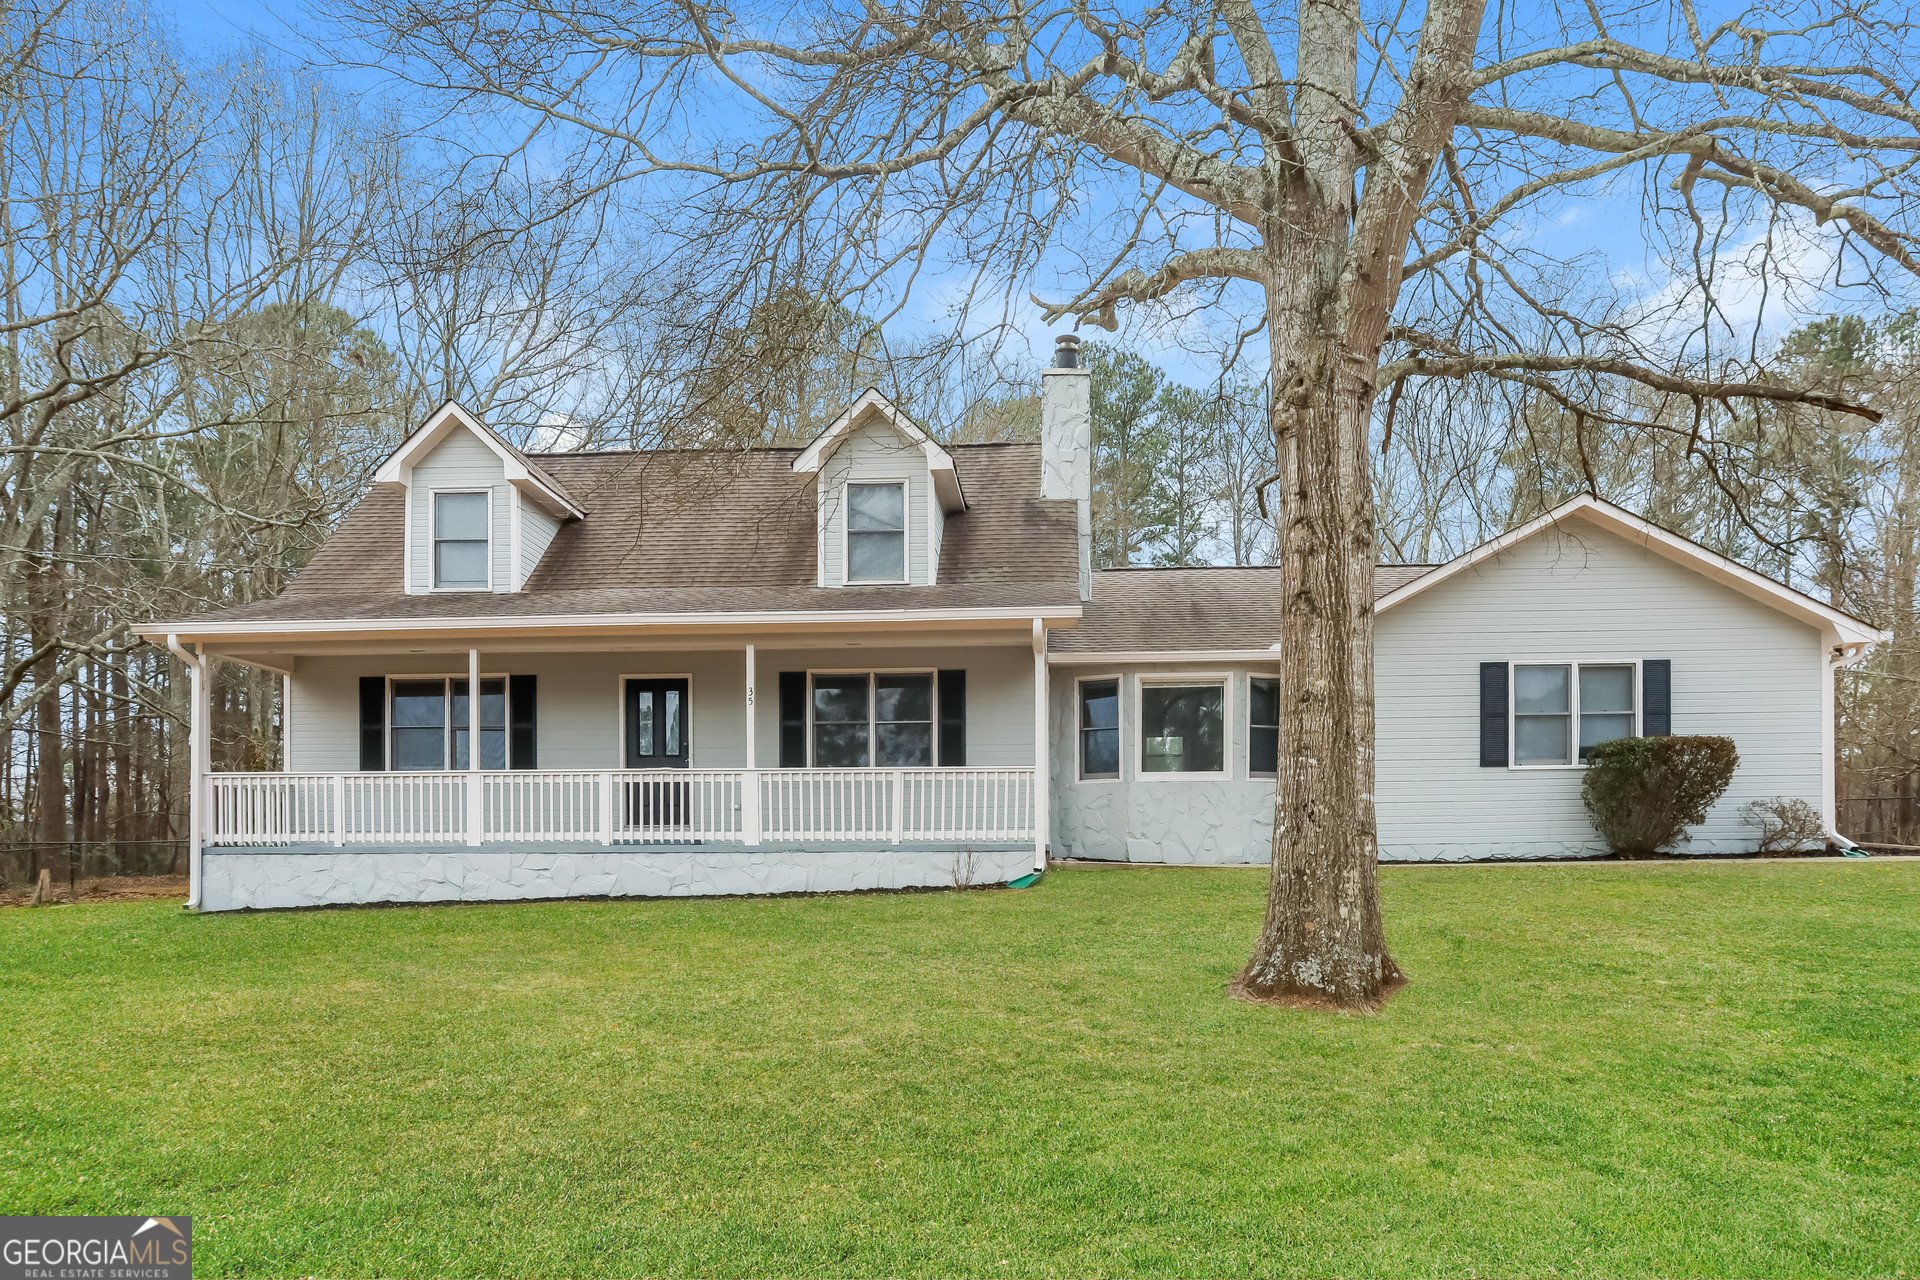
[
  {"left": 328, "top": 0, "right": 1914, "bottom": 1007},
  {"left": 0, "top": 0, "right": 396, "bottom": 880}
]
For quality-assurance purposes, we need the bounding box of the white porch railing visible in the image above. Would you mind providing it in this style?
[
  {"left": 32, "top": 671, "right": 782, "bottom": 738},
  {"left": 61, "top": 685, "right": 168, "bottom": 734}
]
[{"left": 205, "top": 768, "right": 1036, "bottom": 848}]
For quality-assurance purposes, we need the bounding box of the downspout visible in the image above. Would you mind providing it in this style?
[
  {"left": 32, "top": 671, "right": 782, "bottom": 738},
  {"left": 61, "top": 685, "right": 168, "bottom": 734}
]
[
  {"left": 1826, "top": 640, "right": 1873, "bottom": 857},
  {"left": 166, "top": 634, "right": 206, "bottom": 907}
]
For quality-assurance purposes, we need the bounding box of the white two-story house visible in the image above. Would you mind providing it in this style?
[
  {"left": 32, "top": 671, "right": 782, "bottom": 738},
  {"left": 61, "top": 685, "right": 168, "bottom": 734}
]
[{"left": 141, "top": 338, "right": 1887, "bottom": 911}]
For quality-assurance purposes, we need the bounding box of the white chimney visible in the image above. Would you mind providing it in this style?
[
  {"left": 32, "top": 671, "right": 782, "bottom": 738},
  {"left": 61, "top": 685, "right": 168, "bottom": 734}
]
[{"left": 1041, "top": 333, "right": 1092, "bottom": 600}]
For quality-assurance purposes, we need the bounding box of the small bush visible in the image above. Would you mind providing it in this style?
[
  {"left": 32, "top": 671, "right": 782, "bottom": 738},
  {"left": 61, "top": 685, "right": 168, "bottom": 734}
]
[
  {"left": 1581, "top": 736, "right": 1740, "bottom": 858},
  {"left": 1737, "top": 796, "right": 1826, "bottom": 853}
]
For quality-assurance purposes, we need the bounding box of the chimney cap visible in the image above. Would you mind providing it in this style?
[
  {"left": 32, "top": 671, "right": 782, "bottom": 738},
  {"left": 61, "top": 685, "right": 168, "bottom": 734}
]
[{"left": 1053, "top": 333, "right": 1081, "bottom": 368}]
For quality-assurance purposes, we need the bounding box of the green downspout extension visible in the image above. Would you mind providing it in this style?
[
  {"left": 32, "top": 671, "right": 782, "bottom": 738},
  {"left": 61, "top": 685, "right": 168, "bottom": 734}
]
[{"left": 1006, "top": 870, "right": 1044, "bottom": 889}]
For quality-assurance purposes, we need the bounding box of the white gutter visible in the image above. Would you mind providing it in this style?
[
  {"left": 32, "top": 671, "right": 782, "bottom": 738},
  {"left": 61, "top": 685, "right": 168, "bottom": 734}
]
[
  {"left": 1048, "top": 648, "right": 1284, "bottom": 664},
  {"left": 165, "top": 634, "right": 205, "bottom": 910},
  {"left": 136, "top": 603, "right": 1082, "bottom": 643}
]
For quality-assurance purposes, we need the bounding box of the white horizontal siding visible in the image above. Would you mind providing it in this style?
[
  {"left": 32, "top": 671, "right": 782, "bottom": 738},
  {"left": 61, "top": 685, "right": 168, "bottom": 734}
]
[
  {"left": 519, "top": 502, "right": 561, "bottom": 586},
  {"left": 819, "top": 420, "right": 932, "bottom": 587},
  {"left": 1375, "top": 524, "right": 1824, "bottom": 860},
  {"left": 285, "top": 645, "right": 1033, "bottom": 772},
  {"left": 408, "top": 427, "right": 511, "bottom": 594}
]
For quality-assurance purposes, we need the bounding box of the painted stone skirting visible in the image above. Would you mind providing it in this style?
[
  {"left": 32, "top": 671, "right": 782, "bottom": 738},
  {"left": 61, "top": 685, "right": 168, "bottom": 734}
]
[
  {"left": 1053, "top": 778, "right": 1275, "bottom": 864},
  {"left": 200, "top": 846, "right": 1036, "bottom": 912},
  {"left": 1378, "top": 836, "right": 1753, "bottom": 863}
]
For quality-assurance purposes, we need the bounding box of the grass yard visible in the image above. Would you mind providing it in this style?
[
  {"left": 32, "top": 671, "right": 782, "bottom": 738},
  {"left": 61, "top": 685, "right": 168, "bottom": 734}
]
[{"left": 3, "top": 862, "right": 1917, "bottom": 1278}]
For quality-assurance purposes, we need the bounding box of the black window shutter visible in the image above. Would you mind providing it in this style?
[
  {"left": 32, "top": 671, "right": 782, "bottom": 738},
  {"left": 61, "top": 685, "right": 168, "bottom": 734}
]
[
  {"left": 1479, "top": 663, "right": 1508, "bottom": 767},
  {"left": 358, "top": 676, "right": 386, "bottom": 771},
  {"left": 509, "top": 674, "right": 538, "bottom": 768},
  {"left": 779, "top": 672, "right": 807, "bottom": 767},
  {"left": 938, "top": 669, "right": 966, "bottom": 767},
  {"left": 1643, "top": 660, "right": 1671, "bottom": 736}
]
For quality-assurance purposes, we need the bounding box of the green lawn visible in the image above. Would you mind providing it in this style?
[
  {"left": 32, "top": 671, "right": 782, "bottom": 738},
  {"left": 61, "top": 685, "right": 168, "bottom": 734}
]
[{"left": 3, "top": 862, "right": 1917, "bottom": 1278}]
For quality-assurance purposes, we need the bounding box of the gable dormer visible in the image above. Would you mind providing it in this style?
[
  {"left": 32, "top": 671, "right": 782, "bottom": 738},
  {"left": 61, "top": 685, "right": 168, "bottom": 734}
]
[
  {"left": 793, "top": 391, "right": 967, "bottom": 588},
  {"left": 373, "top": 402, "right": 584, "bottom": 595}
]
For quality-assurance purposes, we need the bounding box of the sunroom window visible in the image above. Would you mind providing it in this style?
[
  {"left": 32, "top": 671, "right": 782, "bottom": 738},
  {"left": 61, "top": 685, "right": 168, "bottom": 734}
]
[
  {"left": 1139, "top": 681, "right": 1225, "bottom": 776},
  {"left": 1079, "top": 679, "right": 1119, "bottom": 779},
  {"left": 1249, "top": 677, "right": 1279, "bottom": 776}
]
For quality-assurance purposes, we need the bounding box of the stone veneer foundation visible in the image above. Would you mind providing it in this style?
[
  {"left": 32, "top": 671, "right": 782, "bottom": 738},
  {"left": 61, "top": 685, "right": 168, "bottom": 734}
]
[{"left": 199, "top": 844, "right": 1036, "bottom": 912}]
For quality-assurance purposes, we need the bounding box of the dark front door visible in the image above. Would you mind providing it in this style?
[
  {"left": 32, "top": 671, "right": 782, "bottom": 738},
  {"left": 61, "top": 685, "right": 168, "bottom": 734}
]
[
  {"left": 624, "top": 678, "right": 691, "bottom": 833},
  {"left": 625, "top": 678, "right": 690, "bottom": 768}
]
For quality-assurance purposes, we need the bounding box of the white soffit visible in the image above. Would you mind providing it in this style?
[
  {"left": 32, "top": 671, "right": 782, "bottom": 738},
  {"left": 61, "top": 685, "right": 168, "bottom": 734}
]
[
  {"left": 1374, "top": 493, "right": 1889, "bottom": 648},
  {"left": 372, "top": 400, "right": 585, "bottom": 519},
  {"left": 792, "top": 389, "right": 967, "bottom": 512}
]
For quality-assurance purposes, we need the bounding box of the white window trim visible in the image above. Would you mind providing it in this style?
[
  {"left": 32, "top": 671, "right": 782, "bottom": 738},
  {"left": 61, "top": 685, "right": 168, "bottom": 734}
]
[
  {"left": 1247, "top": 669, "right": 1282, "bottom": 779},
  {"left": 1507, "top": 659, "right": 1642, "bottom": 771},
  {"left": 428, "top": 486, "right": 494, "bottom": 593},
  {"left": 1074, "top": 672, "right": 1124, "bottom": 783},
  {"left": 1133, "top": 672, "right": 1234, "bottom": 781},
  {"left": 616, "top": 672, "right": 697, "bottom": 769},
  {"left": 805, "top": 668, "right": 938, "bottom": 768},
  {"left": 840, "top": 478, "right": 911, "bottom": 587},
  {"left": 386, "top": 672, "right": 508, "bottom": 772}
]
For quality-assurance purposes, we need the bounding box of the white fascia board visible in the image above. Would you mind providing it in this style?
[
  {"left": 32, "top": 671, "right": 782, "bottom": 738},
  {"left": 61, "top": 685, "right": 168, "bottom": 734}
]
[
  {"left": 792, "top": 389, "right": 966, "bottom": 512},
  {"left": 137, "top": 603, "right": 1083, "bottom": 643},
  {"left": 372, "top": 401, "right": 585, "bottom": 519},
  {"left": 1375, "top": 494, "right": 1890, "bottom": 648},
  {"left": 1047, "top": 649, "right": 1283, "bottom": 664}
]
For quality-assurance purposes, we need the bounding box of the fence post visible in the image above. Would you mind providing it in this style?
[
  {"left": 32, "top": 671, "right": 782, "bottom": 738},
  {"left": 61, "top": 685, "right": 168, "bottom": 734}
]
[
  {"left": 891, "top": 770, "right": 904, "bottom": 844},
  {"left": 742, "top": 771, "right": 760, "bottom": 847},
  {"left": 599, "top": 772, "right": 614, "bottom": 846},
  {"left": 332, "top": 774, "right": 346, "bottom": 847}
]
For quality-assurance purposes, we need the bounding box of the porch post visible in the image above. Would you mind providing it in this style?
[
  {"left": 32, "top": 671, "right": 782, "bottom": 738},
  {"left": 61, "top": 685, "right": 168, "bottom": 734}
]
[
  {"left": 1032, "top": 618, "right": 1048, "bottom": 873},
  {"left": 168, "top": 635, "right": 207, "bottom": 909},
  {"left": 281, "top": 673, "right": 292, "bottom": 769},
  {"left": 191, "top": 647, "right": 209, "bottom": 906},
  {"left": 743, "top": 644, "right": 761, "bottom": 846},
  {"left": 467, "top": 648, "right": 483, "bottom": 846}
]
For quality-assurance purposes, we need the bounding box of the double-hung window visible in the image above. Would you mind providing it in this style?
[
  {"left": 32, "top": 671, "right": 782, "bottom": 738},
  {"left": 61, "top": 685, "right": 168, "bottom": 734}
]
[
  {"left": 811, "top": 672, "right": 933, "bottom": 767},
  {"left": 390, "top": 677, "right": 506, "bottom": 770},
  {"left": 1512, "top": 662, "right": 1636, "bottom": 766},
  {"left": 1249, "top": 677, "right": 1279, "bottom": 776},
  {"left": 1139, "top": 679, "right": 1227, "bottom": 776},
  {"left": 1078, "top": 679, "right": 1119, "bottom": 779},
  {"left": 434, "top": 492, "right": 490, "bottom": 589},
  {"left": 845, "top": 482, "right": 906, "bottom": 583}
]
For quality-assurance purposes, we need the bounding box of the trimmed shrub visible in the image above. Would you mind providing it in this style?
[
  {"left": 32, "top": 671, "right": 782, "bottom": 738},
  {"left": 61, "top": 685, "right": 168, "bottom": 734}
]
[
  {"left": 1737, "top": 796, "right": 1826, "bottom": 853},
  {"left": 1581, "top": 736, "right": 1740, "bottom": 858}
]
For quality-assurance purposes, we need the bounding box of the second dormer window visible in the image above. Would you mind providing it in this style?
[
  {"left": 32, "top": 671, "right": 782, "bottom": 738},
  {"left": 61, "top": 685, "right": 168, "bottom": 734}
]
[
  {"left": 846, "top": 482, "right": 906, "bottom": 583},
  {"left": 434, "top": 491, "right": 490, "bottom": 589}
]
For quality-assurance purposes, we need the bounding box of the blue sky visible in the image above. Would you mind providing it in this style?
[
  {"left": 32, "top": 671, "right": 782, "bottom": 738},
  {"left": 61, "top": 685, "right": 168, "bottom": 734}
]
[{"left": 157, "top": 0, "right": 1912, "bottom": 391}]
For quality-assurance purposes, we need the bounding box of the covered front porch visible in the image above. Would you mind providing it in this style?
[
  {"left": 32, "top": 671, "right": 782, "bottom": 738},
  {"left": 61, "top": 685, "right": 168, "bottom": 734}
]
[
  {"left": 161, "top": 612, "right": 1066, "bottom": 910},
  {"left": 206, "top": 766, "right": 1038, "bottom": 848}
]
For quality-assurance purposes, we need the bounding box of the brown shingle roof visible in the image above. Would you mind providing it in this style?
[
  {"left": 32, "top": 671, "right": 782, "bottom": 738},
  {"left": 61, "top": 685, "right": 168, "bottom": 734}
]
[
  {"left": 1050, "top": 564, "right": 1439, "bottom": 653},
  {"left": 282, "top": 483, "right": 406, "bottom": 595},
  {"left": 235, "top": 442, "right": 1079, "bottom": 625},
  {"left": 182, "top": 581, "right": 1081, "bottom": 626}
]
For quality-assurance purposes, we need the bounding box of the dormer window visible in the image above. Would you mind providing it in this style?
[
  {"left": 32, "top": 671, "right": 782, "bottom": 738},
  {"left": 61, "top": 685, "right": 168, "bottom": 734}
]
[
  {"left": 846, "top": 482, "right": 906, "bottom": 584},
  {"left": 434, "top": 491, "right": 490, "bottom": 589}
]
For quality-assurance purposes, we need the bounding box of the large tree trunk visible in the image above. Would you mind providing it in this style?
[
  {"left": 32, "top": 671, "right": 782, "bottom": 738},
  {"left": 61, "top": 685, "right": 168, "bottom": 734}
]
[{"left": 1235, "top": 236, "right": 1402, "bottom": 1011}]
